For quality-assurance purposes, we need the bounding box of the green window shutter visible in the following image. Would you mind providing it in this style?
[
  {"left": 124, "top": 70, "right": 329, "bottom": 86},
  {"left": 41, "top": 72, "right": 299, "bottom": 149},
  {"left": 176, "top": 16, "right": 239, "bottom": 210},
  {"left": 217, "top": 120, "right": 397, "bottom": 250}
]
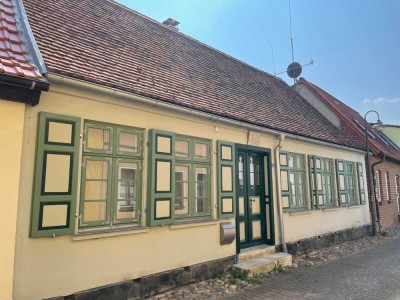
[
  {"left": 308, "top": 155, "right": 316, "bottom": 209},
  {"left": 30, "top": 112, "right": 81, "bottom": 237},
  {"left": 335, "top": 159, "right": 347, "bottom": 206},
  {"left": 357, "top": 162, "right": 366, "bottom": 204},
  {"left": 217, "top": 141, "right": 236, "bottom": 219},
  {"left": 280, "top": 153, "right": 290, "bottom": 210},
  {"left": 148, "top": 129, "right": 175, "bottom": 226}
]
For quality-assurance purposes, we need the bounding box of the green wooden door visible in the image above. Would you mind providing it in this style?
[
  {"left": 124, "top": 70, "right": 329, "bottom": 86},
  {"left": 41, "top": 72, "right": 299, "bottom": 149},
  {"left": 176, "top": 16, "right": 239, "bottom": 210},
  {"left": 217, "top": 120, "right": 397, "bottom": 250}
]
[{"left": 236, "top": 149, "right": 269, "bottom": 249}]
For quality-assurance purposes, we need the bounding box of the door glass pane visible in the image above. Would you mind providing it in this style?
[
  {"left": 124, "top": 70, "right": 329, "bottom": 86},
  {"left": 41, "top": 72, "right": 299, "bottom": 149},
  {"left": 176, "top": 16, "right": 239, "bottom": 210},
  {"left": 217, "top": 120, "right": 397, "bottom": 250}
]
[
  {"left": 238, "top": 196, "right": 245, "bottom": 215},
  {"left": 87, "top": 127, "right": 110, "bottom": 150},
  {"left": 252, "top": 220, "right": 261, "bottom": 239},
  {"left": 249, "top": 156, "right": 255, "bottom": 187},
  {"left": 251, "top": 196, "right": 260, "bottom": 215},
  {"left": 264, "top": 156, "right": 269, "bottom": 196},
  {"left": 195, "top": 167, "right": 209, "bottom": 214},
  {"left": 239, "top": 222, "right": 246, "bottom": 242},
  {"left": 116, "top": 162, "right": 137, "bottom": 220},
  {"left": 175, "top": 165, "right": 189, "bottom": 215},
  {"left": 238, "top": 155, "right": 244, "bottom": 189},
  {"left": 119, "top": 132, "right": 138, "bottom": 153}
]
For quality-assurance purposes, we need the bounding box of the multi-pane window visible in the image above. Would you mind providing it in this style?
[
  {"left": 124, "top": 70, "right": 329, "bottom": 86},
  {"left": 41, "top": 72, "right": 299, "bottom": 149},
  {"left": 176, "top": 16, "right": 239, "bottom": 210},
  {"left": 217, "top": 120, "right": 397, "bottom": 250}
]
[
  {"left": 310, "top": 156, "right": 335, "bottom": 208},
  {"left": 79, "top": 121, "right": 143, "bottom": 228},
  {"left": 174, "top": 136, "right": 211, "bottom": 219},
  {"left": 374, "top": 170, "right": 382, "bottom": 202},
  {"left": 280, "top": 152, "right": 307, "bottom": 210},
  {"left": 336, "top": 160, "right": 357, "bottom": 205}
]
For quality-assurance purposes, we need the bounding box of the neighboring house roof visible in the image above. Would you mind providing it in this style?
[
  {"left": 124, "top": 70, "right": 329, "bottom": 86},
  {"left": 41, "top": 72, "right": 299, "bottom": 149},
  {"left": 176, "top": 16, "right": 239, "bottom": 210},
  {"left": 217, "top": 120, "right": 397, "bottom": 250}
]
[
  {"left": 0, "top": 0, "right": 49, "bottom": 104},
  {"left": 381, "top": 124, "right": 400, "bottom": 148},
  {"left": 24, "top": 0, "right": 362, "bottom": 150},
  {"left": 298, "top": 78, "right": 400, "bottom": 162},
  {"left": 0, "top": 0, "right": 44, "bottom": 79}
]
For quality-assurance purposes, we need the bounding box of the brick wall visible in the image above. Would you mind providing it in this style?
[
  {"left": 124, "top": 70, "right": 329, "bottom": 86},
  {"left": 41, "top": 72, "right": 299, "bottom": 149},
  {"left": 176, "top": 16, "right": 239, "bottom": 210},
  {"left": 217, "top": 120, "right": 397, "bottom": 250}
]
[{"left": 367, "top": 155, "right": 400, "bottom": 229}]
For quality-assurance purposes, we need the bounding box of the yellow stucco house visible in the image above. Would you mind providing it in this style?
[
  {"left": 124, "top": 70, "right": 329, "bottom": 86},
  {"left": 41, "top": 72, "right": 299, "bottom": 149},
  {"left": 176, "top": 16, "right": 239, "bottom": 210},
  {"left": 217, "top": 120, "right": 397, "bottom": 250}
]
[{"left": 1, "top": 0, "right": 372, "bottom": 299}]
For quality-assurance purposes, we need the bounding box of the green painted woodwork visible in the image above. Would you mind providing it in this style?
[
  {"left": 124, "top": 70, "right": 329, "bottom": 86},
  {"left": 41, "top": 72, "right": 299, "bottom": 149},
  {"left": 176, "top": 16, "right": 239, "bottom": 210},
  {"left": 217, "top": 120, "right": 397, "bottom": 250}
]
[
  {"left": 309, "top": 155, "right": 335, "bottom": 209},
  {"left": 357, "top": 162, "right": 366, "bottom": 205},
  {"left": 280, "top": 151, "right": 307, "bottom": 211},
  {"left": 335, "top": 159, "right": 357, "bottom": 206},
  {"left": 148, "top": 130, "right": 175, "bottom": 226},
  {"left": 217, "top": 141, "right": 236, "bottom": 219},
  {"left": 148, "top": 131, "right": 212, "bottom": 225},
  {"left": 79, "top": 121, "right": 144, "bottom": 229},
  {"left": 235, "top": 145, "right": 273, "bottom": 250},
  {"left": 30, "top": 112, "right": 81, "bottom": 238}
]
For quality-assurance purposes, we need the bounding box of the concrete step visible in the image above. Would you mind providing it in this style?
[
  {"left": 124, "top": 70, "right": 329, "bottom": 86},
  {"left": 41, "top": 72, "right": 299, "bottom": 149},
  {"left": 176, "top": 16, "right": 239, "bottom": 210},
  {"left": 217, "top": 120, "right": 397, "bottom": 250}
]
[
  {"left": 238, "top": 245, "right": 276, "bottom": 262},
  {"left": 234, "top": 252, "right": 292, "bottom": 276}
]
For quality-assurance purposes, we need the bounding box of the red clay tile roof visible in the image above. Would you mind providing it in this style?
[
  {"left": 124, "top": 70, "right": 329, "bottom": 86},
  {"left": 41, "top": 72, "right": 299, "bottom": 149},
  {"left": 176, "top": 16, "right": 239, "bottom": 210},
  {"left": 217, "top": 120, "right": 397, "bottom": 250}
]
[
  {"left": 299, "top": 78, "right": 400, "bottom": 161},
  {"left": 0, "top": 0, "right": 43, "bottom": 80},
  {"left": 23, "top": 0, "right": 363, "bottom": 149}
]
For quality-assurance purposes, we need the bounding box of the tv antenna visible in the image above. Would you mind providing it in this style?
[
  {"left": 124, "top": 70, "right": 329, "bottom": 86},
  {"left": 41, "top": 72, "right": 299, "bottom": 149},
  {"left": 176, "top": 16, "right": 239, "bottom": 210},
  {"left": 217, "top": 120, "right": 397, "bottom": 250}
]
[{"left": 272, "top": 0, "right": 314, "bottom": 86}]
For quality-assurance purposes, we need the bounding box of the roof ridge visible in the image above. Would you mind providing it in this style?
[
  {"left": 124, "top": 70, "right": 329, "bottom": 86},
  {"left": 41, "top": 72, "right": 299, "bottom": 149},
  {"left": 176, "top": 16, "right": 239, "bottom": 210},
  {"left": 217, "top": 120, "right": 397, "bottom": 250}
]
[
  {"left": 106, "top": 0, "right": 283, "bottom": 83},
  {"left": 302, "top": 78, "right": 362, "bottom": 117}
]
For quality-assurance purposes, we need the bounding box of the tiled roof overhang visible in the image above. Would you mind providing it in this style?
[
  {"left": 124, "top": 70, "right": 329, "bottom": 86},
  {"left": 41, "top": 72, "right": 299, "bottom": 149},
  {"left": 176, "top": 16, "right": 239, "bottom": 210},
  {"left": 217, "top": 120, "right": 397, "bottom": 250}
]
[
  {"left": 0, "top": 0, "right": 49, "bottom": 104},
  {"left": 299, "top": 78, "right": 400, "bottom": 163}
]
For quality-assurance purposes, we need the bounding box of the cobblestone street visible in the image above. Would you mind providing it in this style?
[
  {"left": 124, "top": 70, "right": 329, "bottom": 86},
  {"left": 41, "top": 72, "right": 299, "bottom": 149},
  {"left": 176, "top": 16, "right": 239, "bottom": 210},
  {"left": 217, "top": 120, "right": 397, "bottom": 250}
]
[
  {"left": 229, "top": 237, "right": 400, "bottom": 300},
  {"left": 146, "top": 226, "right": 400, "bottom": 300}
]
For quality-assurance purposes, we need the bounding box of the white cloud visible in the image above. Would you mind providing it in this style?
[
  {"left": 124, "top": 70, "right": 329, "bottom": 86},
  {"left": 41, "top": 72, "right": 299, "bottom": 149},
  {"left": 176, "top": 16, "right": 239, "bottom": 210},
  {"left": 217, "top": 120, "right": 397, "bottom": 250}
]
[
  {"left": 360, "top": 96, "right": 400, "bottom": 125},
  {"left": 362, "top": 97, "right": 400, "bottom": 105}
]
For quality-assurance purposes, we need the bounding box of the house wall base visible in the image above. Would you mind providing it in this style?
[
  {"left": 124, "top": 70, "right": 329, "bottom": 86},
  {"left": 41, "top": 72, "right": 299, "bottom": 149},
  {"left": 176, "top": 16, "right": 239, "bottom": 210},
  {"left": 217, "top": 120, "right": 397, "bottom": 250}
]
[
  {"left": 284, "top": 224, "right": 373, "bottom": 255},
  {"left": 45, "top": 256, "right": 234, "bottom": 300}
]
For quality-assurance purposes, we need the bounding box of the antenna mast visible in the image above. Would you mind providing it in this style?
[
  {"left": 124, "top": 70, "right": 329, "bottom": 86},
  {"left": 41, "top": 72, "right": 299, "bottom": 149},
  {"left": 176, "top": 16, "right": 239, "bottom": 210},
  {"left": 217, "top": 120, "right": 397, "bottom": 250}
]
[
  {"left": 289, "top": 0, "right": 295, "bottom": 64},
  {"left": 271, "top": 0, "right": 314, "bottom": 84}
]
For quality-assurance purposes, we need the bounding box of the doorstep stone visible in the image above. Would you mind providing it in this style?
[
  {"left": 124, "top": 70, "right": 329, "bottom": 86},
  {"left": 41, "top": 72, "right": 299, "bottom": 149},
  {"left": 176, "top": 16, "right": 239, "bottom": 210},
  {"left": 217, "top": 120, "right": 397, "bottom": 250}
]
[
  {"left": 234, "top": 252, "right": 292, "bottom": 275},
  {"left": 238, "top": 245, "right": 276, "bottom": 262}
]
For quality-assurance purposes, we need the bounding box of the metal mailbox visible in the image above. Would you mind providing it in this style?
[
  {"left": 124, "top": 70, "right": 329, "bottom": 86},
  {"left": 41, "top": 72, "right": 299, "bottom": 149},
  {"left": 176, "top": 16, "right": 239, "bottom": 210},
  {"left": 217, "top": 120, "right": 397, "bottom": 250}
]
[{"left": 220, "top": 222, "right": 236, "bottom": 245}]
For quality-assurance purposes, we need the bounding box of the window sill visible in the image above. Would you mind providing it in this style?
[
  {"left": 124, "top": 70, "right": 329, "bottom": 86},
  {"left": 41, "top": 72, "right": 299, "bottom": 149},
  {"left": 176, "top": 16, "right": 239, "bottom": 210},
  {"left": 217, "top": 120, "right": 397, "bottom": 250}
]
[
  {"left": 347, "top": 204, "right": 362, "bottom": 209},
  {"left": 170, "top": 219, "right": 219, "bottom": 230},
  {"left": 322, "top": 207, "right": 339, "bottom": 212},
  {"left": 286, "top": 209, "right": 311, "bottom": 216},
  {"left": 73, "top": 226, "right": 149, "bottom": 241}
]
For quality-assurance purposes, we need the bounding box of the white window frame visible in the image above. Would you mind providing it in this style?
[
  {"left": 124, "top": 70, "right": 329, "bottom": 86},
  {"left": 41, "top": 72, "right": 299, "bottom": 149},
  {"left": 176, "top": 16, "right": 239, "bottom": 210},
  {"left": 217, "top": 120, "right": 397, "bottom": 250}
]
[
  {"left": 384, "top": 172, "right": 390, "bottom": 202},
  {"left": 375, "top": 170, "right": 381, "bottom": 202}
]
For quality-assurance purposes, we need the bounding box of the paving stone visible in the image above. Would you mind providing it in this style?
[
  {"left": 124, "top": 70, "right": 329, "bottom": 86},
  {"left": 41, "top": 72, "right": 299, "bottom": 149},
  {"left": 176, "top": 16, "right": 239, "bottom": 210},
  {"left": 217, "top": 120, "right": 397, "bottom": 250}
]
[{"left": 145, "top": 225, "right": 400, "bottom": 300}]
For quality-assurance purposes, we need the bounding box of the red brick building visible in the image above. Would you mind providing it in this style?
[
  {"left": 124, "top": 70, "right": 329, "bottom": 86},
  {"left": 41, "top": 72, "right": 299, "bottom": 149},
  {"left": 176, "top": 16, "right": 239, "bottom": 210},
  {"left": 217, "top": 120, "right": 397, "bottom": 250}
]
[{"left": 298, "top": 78, "right": 400, "bottom": 230}]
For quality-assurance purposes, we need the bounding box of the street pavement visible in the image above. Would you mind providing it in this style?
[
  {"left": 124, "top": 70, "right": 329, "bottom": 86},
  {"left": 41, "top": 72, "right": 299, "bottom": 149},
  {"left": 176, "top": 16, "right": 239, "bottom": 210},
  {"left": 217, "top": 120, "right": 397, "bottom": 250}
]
[{"left": 228, "top": 238, "right": 400, "bottom": 300}]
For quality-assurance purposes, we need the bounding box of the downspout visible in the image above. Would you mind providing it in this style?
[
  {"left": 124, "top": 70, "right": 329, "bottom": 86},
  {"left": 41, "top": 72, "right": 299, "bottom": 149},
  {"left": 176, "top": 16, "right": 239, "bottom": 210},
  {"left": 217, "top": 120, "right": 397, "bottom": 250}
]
[
  {"left": 371, "top": 153, "right": 386, "bottom": 233},
  {"left": 274, "top": 134, "right": 287, "bottom": 252}
]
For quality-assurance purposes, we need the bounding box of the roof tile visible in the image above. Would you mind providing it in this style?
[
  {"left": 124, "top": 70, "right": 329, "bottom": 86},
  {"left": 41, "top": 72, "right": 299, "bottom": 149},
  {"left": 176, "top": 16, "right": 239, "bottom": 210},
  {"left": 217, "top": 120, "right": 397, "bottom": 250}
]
[
  {"left": 299, "top": 78, "right": 400, "bottom": 161},
  {"left": 23, "top": 0, "right": 362, "bottom": 149},
  {"left": 0, "top": 0, "right": 43, "bottom": 80}
]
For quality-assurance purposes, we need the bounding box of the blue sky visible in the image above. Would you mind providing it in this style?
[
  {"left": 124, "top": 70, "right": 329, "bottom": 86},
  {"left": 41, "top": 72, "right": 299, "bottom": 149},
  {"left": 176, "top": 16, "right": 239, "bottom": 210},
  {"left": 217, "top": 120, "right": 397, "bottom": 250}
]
[{"left": 122, "top": 0, "right": 400, "bottom": 125}]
